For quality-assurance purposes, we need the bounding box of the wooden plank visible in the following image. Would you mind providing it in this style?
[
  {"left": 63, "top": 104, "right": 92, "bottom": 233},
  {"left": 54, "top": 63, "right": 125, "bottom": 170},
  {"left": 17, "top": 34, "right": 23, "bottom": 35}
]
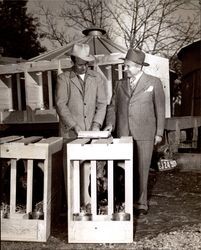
[
  {"left": 26, "top": 160, "right": 33, "bottom": 213},
  {"left": 108, "top": 160, "right": 114, "bottom": 215},
  {"left": 91, "top": 161, "right": 97, "bottom": 215},
  {"left": 0, "top": 58, "right": 72, "bottom": 75},
  {"left": 0, "top": 135, "right": 24, "bottom": 144},
  {"left": 77, "top": 131, "right": 111, "bottom": 139},
  {"left": 69, "top": 221, "right": 133, "bottom": 243},
  {"left": 0, "top": 143, "right": 48, "bottom": 159},
  {"left": 165, "top": 116, "right": 201, "bottom": 130},
  {"left": 67, "top": 142, "right": 133, "bottom": 160},
  {"left": 1, "top": 219, "right": 38, "bottom": 242}
]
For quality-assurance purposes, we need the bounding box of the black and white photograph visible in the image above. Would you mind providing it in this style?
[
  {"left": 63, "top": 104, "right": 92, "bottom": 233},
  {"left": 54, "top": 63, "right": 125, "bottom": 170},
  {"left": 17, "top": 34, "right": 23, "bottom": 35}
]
[{"left": 0, "top": 0, "right": 201, "bottom": 249}]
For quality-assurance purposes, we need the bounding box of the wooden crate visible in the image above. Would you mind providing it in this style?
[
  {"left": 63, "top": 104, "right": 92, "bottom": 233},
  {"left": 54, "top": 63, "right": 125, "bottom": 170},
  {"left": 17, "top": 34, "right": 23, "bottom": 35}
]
[
  {"left": 0, "top": 135, "right": 63, "bottom": 242},
  {"left": 67, "top": 136, "right": 133, "bottom": 243}
]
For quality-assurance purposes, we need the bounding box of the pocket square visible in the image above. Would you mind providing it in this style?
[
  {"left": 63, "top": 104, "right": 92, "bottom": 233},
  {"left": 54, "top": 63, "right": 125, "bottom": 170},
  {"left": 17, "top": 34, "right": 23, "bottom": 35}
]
[{"left": 145, "top": 86, "right": 153, "bottom": 92}]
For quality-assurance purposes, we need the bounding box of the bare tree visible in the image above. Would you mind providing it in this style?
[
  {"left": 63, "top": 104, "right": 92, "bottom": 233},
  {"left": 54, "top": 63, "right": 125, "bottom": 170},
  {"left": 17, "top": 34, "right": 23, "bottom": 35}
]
[
  {"left": 107, "top": 0, "right": 200, "bottom": 56},
  {"left": 33, "top": 0, "right": 112, "bottom": 47},
  {"left": 32, "top": 0, "right": 200, "bottom": 57}
]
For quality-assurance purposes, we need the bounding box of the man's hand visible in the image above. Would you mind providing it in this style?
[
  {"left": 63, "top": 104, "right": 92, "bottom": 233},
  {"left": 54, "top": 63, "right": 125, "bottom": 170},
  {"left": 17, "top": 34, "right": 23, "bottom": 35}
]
[
  {"left": 103, "top": 124, "right": 113, "bottom": 133},
  {"left": 154, "top": 135, "right": 163, "bottom": 145},
  {"left": 91, "top": 122, "right": 100, "bottom": 131},
  {"left": 74, "top": 125, "right": 82, "bottom": 135}
]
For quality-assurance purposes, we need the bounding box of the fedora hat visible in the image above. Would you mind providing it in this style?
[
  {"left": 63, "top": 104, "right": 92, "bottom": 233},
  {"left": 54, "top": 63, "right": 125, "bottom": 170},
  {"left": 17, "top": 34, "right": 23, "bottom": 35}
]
[
  {"left": 121, "top": 48, "right": 149, "bottom": 66},
  {"left": 70, "top": 43, "right": 95, "bottom": 62}
]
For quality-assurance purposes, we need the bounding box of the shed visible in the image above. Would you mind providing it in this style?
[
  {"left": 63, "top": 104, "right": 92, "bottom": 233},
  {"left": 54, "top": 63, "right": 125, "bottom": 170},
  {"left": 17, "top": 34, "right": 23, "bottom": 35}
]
[{"left": 177, "top": 39, "right": 201, "bottom": 116}]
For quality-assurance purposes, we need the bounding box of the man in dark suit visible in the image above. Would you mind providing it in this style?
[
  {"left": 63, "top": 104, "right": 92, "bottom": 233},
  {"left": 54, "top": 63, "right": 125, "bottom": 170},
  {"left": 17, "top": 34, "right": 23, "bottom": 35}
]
[{"left": 104, "top": 48, "right": 165, "bottom": 217}]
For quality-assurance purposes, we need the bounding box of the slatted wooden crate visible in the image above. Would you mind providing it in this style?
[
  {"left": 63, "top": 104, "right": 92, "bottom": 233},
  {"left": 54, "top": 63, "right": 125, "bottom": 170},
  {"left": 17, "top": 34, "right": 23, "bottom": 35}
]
[
  {"left": 67, "top": 136, "right": 133, "bottom": 243},
  {"left": 0, "top": 135, "right": 63, "bottom": 242}
]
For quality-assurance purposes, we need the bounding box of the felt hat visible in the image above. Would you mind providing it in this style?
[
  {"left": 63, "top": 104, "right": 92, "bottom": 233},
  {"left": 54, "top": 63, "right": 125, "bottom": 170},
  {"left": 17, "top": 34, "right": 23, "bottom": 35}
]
[
  {"left": 121, "top": 48, "right": 149, "bottom": 66},
  {"left": 70, "top": 43, "right": 95, "bottom": 62}
]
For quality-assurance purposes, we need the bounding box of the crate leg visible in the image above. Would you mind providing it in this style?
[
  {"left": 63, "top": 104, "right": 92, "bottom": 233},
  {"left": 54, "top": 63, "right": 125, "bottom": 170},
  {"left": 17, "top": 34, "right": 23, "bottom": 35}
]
[{"left": 125, "top": 160, "right": 133, "bottom": 215}]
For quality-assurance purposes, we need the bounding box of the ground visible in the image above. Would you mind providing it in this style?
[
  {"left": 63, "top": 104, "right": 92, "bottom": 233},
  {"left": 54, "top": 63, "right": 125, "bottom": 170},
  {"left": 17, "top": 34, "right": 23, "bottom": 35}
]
[{"left": 1, "top": 168, "right": 201, "bottom": 250}]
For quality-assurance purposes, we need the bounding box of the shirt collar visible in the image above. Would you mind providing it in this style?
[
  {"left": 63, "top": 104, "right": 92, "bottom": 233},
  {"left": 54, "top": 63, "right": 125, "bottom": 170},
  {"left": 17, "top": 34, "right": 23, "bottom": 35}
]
[{"left": 132, "top": 71, "right": 143, "bottom": 83}]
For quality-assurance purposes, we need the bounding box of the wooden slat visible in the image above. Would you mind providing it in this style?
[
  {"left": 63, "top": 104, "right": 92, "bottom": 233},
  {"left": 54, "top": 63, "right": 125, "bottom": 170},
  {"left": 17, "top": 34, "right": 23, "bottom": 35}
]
[
  {"left": 26, "top": 160, "right": 33, "bottom": 213},
  {"left": 17, "top": 136, "right": 43, "bottom": 145},
  {"left": 92, "top": 137, "right": 113, "bottom": 145},
  {"left": 73, "top": 161, "right": 80, "bottom": 213},
  {"left": 0, "top": 135, "right": 24, "bottom": 144},
  {"left": 70, "top": 138, "right": 91, "bottom": 145},
  {"left": 37, "top": 137, "right": 61, "bottom": 145},
  {"left": 10, "top": 159, "right": 17, "bottom": 215},
  {"left": 108, "top": 160, "right": 114, "bottom": 215},
  {"left": 91, "top": 160, "right": 97, "bottom": 215}
]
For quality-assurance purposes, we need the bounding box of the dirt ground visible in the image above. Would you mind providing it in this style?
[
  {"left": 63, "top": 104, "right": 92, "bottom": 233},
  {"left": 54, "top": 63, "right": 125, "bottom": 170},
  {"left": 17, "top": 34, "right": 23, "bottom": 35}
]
[{"left": 1, "top": 167, "right": 201, "bottom": 250}]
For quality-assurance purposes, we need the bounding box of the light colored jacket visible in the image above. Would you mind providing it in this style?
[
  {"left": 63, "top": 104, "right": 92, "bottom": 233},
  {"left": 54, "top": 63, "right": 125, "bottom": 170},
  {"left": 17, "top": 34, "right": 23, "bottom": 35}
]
[
  {"left": 55, "top": 68, "right": 107, "bottom": 138},
  {"left": 106, "top": 72, "right": 165, "bottom": 140}
]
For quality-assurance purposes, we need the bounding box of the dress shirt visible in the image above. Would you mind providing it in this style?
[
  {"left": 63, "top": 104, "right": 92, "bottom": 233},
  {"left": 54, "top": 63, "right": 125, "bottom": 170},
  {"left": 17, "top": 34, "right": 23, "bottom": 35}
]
[{"left": 130, "top": 71, "right": 143, "bottom": 90}]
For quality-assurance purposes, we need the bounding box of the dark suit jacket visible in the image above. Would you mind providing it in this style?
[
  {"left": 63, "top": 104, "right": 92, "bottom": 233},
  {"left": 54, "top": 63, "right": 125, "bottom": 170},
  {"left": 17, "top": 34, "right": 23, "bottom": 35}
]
[{"left": 106, "top": 72, "right": 165, "bottom": 140}]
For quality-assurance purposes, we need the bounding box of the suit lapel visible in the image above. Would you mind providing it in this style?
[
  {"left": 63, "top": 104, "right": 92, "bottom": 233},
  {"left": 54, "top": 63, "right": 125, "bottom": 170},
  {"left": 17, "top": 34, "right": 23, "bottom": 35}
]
[
  {"left": 121, "top": 78, "right": 131, "bottom": 97},
  {"left": 70, "top": 71, "right": 84, "bottom": 94},
  {"left": 132, "top": 73, "right": 150, "bottom": 98}
]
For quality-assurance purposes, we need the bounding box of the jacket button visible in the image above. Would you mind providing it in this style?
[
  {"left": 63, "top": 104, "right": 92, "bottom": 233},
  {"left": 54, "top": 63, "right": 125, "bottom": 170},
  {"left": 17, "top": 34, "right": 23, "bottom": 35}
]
[{"left": 84, "top": 116, "right": 87, "bottom": 118}]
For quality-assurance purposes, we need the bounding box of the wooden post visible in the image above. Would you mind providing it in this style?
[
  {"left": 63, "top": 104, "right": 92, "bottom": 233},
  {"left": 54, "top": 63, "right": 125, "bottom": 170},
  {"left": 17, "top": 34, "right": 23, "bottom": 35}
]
[
  {"left": 6, "top": 75, "right": 14, "bottom": 111},
  {"left": 105, "top": 66, "right": 112, "bottom": 104},
  {"left": 47, "top": 71, "right": 53, "bottom": 109},
  {"left": 37, "top": 72, "right": 45, "bottom": 110},
  {"left": 16, "top": 73, "right": 22, "bottom": 111}
]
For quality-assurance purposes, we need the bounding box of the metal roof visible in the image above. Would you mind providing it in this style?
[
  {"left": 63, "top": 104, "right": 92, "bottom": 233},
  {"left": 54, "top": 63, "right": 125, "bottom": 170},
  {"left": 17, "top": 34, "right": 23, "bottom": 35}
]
[{"left": 30, "top": 28, "right": 127, "bottom": 62}]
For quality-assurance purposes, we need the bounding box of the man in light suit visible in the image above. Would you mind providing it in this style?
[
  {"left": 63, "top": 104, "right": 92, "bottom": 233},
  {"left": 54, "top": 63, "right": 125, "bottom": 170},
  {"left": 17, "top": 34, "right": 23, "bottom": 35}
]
[
  {"left": 55, "top": 43, "right": 107, "bottom": 200},
  {"left": 105, "top": 48, "right": 165, "bottom": 217},
  {"left": 55, "top": 43, "right": 107, "bottom": 139}
]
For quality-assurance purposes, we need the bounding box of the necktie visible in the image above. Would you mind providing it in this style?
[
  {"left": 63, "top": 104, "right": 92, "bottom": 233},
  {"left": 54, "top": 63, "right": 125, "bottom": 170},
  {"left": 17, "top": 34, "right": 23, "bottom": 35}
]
[{"left": 130, "top": 77, "right": 136, "bottom": 91}]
